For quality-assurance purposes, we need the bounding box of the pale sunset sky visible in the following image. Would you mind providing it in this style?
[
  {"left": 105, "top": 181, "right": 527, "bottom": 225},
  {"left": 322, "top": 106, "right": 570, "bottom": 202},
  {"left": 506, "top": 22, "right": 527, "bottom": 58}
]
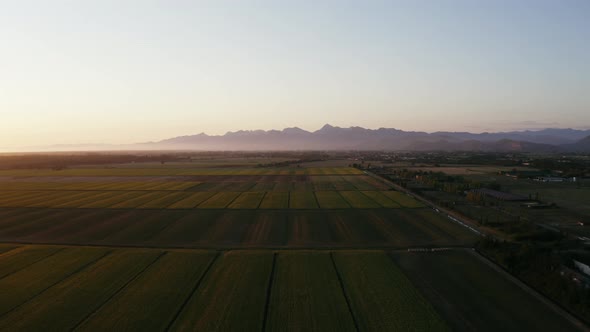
[{"left": 1, "top": 0, "right": 589, "bottom": 149}]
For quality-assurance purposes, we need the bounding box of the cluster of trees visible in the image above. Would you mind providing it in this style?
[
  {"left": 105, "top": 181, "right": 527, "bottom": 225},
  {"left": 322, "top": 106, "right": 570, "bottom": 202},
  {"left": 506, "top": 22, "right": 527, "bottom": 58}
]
[
  {"left": 478, "top": 238, "right": 590, "bottom": 323},
  {"left": 386, "top": 169, "right": 501, "bottom": 195},
  {"left": 0, "top": 153, "right": 184, "bottom": 170}
]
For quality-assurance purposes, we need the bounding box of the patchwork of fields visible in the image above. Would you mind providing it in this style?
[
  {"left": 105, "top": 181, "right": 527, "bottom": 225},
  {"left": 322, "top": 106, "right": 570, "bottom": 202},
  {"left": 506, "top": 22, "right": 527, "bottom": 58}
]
[
  {"left": 0, "top": 245, "right": 580, "bottom": 332},
  {"left": 0, "top": 165, "right": 583, "bottom": 331}
]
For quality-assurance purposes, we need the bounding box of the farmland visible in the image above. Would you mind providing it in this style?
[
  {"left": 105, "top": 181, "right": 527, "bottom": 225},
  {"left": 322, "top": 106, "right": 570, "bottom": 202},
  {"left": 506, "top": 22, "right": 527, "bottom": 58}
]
[{"left": 0, "top": 160, "right": 584, "bottom": 331}]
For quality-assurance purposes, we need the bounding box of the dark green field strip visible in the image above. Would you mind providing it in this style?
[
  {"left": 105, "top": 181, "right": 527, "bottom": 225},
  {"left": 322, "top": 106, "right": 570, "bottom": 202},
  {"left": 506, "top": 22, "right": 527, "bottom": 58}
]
[
  {"left": 0, "top": 249, "right": 162, "bottom": 331},
  {"left": 360, "top": 191, "right": 401, "bottom": 208},
  {"left": 228, "top": 191, "right": 266, "bottom": 209},
  {"left": 167, "top": 192, "right": 216, "bottom": 209},
  {"left": 60, "top": 210, "right": 151, "bottom": 244},
  {"left": 197, "top": 191, "right": 241, "bottom": 208},
  {"left": 170, "top": 251, "right": 273, "bottom": 331},
  {"left": 137, "top": 210, "right": 225, "bottom": 247},
  {"left": 390, "top": 250, "right": 582, "bottom": 332},
  {"left": 0, "top": 246, "right": 62, "bottom": 279},
  {"left": 315, "top": 191, "right": 351, "bottom": 209},
  {"left": 289, "top": 191, "right": 318, "bottom": 209},
  {"left": 241, "top": 211, "right": 289, "bottom": 246},
  {"left": 411, "top": 209, "right": 477, "bottom": 244},
  {"left": 0, "top": 208, "right": 56, "bottom": 229},
  {"left": 18, "top": 210, "right": 125, "bottom": 243},
  {"left": 137, "top": 191, "right": 194, "bottom": 209},
  {"left": 259, "top": 191, "right": 289, "bottom": 209},
  {"left": 0, "top": 247, "right": 109, "bottom": 316},
  {"left": 0, "top": 209, "right": 82, "bottom": 241},
  {"left": 381, "top": 191, "right": 425, "bottom": 208},
  {"left": 327, "top": 213, "right": 389, "bottom": 245},
  {"left": 364, "top": 209, "right": 476, "bottom": 247},
  {"left": 99, "top": 210, "right": 190, "bottom": 246},
  {"left": 252, "top": 182, "right": 277, "bottom": 191},
  {"left": 0, "top": 208, "right": 126, "bottom": 245},
  {"left": 0, "top": 208, "right": 476, "bottom": 248},
  {"left": 339, "top": 191, "right": 381, "bottom": 208},
  {"left": 266, "top": 251, "right": 357, "bottom": 332},
  {"left": 333, "top": 251, "right": 449, "bottom": 331},
  {"left": 288, "top": 213, "right": 333, "bottom": 246},
  {"left": 75, "top": 251, "right": 216, "bottom": 331}
]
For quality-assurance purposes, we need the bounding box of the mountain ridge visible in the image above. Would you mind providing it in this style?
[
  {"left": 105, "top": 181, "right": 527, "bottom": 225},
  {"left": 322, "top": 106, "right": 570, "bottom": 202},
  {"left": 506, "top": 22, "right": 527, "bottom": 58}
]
[{"left": 6, "top": 125, "right": 590, "bottom": 152}]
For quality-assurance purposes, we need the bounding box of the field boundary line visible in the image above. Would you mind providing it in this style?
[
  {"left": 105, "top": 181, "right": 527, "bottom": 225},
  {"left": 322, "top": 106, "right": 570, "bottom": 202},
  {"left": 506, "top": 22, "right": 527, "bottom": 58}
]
[
  {"left": 286, "top": 191, "right": 291, "bottom": 209},
  {"left": 70, "top": 251, "right": 167, "bottom": 331},
  {"left": 261, "top": 252, "right": 277, "bottom": 332},
  {"left": 223, "top": 192, "right": 243, "bottom": 209},
  {"left": 139, "top": 212, "right": 191, "bottom": 244},
  {"left": 335, "top": 191, "right": 352, "bottom": 208},
  {"left": 471, "top": 249, "right": 589, "bottom": 331},
  {"left": 164, "top": 251, "right": 220, "bottom": 331},
  {"left": 312, "top": 191, "right": 321, "bottom": 209},
  {"left": 256, "top": 191, "right": 268, "bottom": 209},
  {"left": 0, "top": 247, "right": 67, "bottom": 281},
  {"left": 385, "top": 251, "right": 477, "bottom": 331},
  {"left": 0, "top": 241, "right": 474, "bottom": 251},
  {"left": 0, "top": 249, "right": 113, "bottom": 319},
  {"left": 329, "top": 252, "right": 360, "bottom": 332}
]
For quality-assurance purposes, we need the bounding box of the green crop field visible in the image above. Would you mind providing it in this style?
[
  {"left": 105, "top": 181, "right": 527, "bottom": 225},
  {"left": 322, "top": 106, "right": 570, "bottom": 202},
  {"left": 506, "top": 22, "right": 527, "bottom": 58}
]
[
  {"left": 197, "top": 192, "right": 241, "bottom": 208},
  {"left": 315, "top": 191, "right": 351, "bottom": 209},
  {"left": 259, "top": 191, "right": 289, "bottom": 209},
  {"left": 0, "top": 247, "right": 108, "bottom": 316},
  {"left": 339, "top": 191, "right": 382, "bottom": 208},
  {"left": 170, "top": 251, "right": 273, "bottom": 331},
  {"left": 381, "top": 191, "right": 425, "bottom": 208},
  {"left": 289, "top": 191, "right": 319, "bottom": 209},
  {"left": 76, "top": 251, "right": 216, "bottom": 331},
  {"left": 390, "top": 250, "right": 581, "bottom": 332},
  {"left": 227, "top": 191, "right": 266, "bottom": 209},
  {"left": 0, "top": 162, "right": 582, "bottom": 331},
  {"left": 266, "top": 251, "right": 357, "bottom": 332},
  {"left": 167, "top": 192, "right": 216, "bottom": 209},
  {"left": 333, "top": 251, "right": 448, "bottom": 331},
  {"left": 0, "top": 249, "right": 160, "bottom": 331}
]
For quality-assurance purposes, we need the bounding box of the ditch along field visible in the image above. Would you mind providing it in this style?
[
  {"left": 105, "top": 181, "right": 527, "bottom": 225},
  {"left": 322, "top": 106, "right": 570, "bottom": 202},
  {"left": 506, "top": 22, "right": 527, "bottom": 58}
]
[{"left": 0, "top": 165, "right": 584, "bottom": 331}]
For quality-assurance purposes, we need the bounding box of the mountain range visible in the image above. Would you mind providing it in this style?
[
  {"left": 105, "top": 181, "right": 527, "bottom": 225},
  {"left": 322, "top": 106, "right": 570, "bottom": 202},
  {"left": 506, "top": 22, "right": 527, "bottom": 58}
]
[
  {"left": 11, "top": 125, "right": 590, "bottom": 152},
  {"left": 143, "top": 125, "right": 590, "bottom": 152}
]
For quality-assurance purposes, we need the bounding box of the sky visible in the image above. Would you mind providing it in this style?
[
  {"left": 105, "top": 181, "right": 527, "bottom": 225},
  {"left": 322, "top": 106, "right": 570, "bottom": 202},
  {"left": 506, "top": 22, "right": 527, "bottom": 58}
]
[{"left": 1, "top": 0, "right": 589, "bottom": 149}]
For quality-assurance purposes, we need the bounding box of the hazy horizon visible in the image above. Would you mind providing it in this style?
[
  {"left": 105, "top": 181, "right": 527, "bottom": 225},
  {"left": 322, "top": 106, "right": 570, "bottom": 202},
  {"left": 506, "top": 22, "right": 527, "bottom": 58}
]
[{"left": 2, "top": 0, "right": 589, "bottom": 149}]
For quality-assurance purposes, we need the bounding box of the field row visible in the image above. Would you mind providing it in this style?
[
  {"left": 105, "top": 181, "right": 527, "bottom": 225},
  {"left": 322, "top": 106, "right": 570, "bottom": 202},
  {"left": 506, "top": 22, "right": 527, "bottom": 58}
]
[
  {"left": 0, "top": 246, "right": 446, "bottom": 331},
  {"left": 0, "top": 246, "right": 577, "bottom": 331},
  {"left": 0, "top": 190, "right": 423, "bottom": 209},
  {"left": 0, "top": 208, "right": 475, "bottom": 248},
  {"left": 0, "top": 167, "right": 363, "bottom": 177},
  {"left": 0, "top": 175, "right": 389, "bottom": 192}
]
